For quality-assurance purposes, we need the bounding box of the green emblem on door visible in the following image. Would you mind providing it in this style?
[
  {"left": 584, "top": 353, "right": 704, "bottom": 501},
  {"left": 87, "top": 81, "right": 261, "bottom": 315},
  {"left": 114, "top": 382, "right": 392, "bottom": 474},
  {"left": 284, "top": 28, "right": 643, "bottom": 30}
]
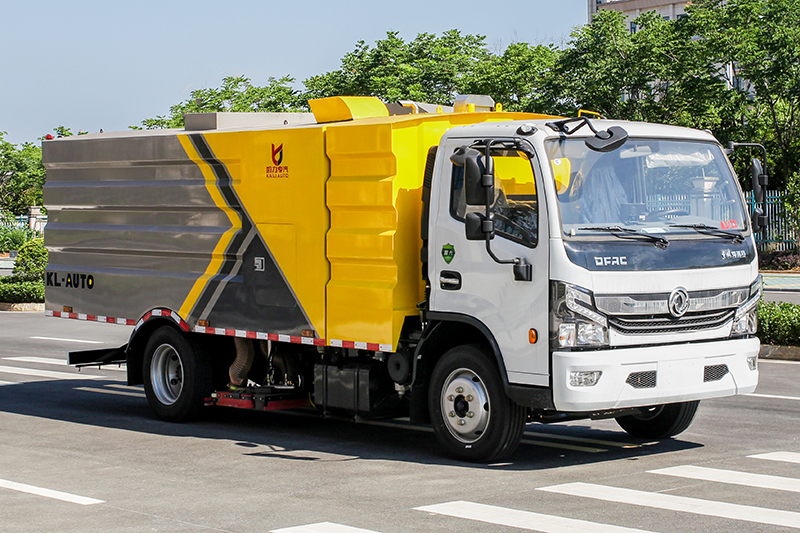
[{"left": 442, "top": 243, "right": 455, "bottom": 264}]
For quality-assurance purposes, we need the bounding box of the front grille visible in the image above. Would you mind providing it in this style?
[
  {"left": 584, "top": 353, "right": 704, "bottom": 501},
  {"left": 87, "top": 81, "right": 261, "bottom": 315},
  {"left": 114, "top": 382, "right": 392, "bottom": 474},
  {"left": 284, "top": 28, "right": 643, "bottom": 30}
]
[
  {"left": 704, "top": 364, "right": 729, "bottom": 382},
  {"left": 626, "top": 371, "right": 657, "bottom": 389},
  {"left": 609, "top": 309, "right": 734, "bottom": 335}
]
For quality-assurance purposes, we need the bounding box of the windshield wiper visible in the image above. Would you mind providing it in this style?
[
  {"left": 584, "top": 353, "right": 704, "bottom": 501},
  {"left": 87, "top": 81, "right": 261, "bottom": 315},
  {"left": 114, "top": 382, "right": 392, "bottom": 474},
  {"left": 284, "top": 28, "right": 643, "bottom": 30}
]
[
  {"left": 668, "top": 223, "right": 744, "bottom": 244},
  {"left": 578, "top": 226, "right": 669, "bottom": 249}
]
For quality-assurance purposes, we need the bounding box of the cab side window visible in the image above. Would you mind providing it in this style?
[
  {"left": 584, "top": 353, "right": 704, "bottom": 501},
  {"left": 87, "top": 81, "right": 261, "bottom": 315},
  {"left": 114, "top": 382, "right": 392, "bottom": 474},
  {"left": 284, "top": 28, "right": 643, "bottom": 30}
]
[{"left": 450, "top": 151, "right": 538, "bottom": 248}]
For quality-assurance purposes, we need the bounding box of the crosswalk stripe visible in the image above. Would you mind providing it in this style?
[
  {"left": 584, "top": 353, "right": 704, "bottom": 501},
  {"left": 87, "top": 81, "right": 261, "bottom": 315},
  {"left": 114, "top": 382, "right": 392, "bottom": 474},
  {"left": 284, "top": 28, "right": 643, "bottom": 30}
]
[
  {"left": 74, "top": 387, "right": 146, "bottom": 398},
  {"left": 271, "top": 522, "right": 383, "bottom": 533},
  {"left": 0, "top": 365, "right": 100, "bottom": 380},
  {"left": 537, "top": 482, "right": 800, "bottom": 529},
  {"left": 749, "top": 452, "right": 800, "bottom": 464},
  {"left": 415, "top": 501, "right": 655, "bottom": 533},
  {"left": 0, "top": 478, "right": 104, "bottom": 505},
  {"left": 650, "top": 465, "right": 800, "bottom": 493}
]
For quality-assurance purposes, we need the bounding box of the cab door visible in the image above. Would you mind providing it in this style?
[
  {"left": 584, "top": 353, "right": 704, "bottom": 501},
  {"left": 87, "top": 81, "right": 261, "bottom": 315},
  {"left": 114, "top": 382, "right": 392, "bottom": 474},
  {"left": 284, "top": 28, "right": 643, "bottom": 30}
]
[{"left": 428, "top": 138, "right": 550, "bottom": 386}]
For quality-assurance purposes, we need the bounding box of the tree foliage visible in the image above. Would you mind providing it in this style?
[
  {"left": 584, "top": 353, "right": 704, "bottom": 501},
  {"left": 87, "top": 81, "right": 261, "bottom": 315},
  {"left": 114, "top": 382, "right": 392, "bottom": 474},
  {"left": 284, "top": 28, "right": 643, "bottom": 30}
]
[
  {"left": 304, "top": 30, "right": 492, "bottom": 105},
  {"left": 0, "top": 132, "right": 46, "bottom": 216},
  {"left": 139, "top": 75, "right": 305, "bottom": 129}
]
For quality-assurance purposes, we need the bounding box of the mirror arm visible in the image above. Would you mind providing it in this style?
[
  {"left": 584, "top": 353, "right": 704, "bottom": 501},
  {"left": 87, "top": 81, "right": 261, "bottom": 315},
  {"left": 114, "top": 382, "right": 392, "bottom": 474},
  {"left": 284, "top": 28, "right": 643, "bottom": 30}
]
[{"left": 480, "top": 140, "right": 533, "bottom": 281}]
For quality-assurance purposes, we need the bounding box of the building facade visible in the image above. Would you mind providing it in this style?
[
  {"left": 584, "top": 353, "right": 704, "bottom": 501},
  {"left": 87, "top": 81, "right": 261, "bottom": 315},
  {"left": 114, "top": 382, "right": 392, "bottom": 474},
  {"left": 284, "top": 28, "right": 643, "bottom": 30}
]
[{"left": 590, "top": 0, "right": 690, "bottom": 31}]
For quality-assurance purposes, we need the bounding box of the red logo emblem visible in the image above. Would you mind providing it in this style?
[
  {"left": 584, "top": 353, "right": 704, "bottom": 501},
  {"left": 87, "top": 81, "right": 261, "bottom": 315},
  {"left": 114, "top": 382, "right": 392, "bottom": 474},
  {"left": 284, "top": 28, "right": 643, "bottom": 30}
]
[{"left": 271, "top": 143, "right": 283, "bottom": 166}]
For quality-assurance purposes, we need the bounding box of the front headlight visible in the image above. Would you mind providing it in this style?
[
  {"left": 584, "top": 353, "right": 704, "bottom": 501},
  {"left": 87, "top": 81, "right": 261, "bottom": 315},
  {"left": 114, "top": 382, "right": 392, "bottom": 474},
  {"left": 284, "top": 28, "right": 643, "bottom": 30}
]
[
  {"left": 731, "top": 275, "right": 761, "bottom": 336},
  {"left": 552, "top": 282, "right": 609, "bottom": 348}
]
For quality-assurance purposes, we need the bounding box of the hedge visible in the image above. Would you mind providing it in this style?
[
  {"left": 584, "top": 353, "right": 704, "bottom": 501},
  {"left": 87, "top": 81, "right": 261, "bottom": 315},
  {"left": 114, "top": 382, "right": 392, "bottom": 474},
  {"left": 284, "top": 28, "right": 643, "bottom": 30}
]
[
  {"left": 758, "top": 301, "right": 800, "bottom": 346},
  {"left": 0, "top": 279, "right": 44, "bottom": 303},
  {"left": 12, "top": 237, "right": 47, "bottom": 281}
]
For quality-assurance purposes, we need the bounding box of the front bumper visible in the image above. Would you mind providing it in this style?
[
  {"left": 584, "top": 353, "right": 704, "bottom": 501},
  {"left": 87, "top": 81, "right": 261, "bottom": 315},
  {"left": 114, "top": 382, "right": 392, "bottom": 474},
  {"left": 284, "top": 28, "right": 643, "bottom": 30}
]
[{"left": 552, "top": 337, "right": 759, "bottom": 412}]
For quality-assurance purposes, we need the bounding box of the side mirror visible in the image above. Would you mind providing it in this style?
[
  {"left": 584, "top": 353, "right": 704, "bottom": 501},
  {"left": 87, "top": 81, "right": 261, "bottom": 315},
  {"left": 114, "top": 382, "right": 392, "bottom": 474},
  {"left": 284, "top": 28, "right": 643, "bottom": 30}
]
[
  {"left": 465, "top": 212, "right": 494, "bottom": 241},
  {"left": 451, "top": 146, "right": 495, "bottom": 206},
  {"left": 585, "top": 126, "right": 629, "bottom": 153},
  {"left": 751, "top": 158, "right": 767, "bottom": 203},
  {"left": 751, "top": 207, "right": 768, "bottom": 232}
]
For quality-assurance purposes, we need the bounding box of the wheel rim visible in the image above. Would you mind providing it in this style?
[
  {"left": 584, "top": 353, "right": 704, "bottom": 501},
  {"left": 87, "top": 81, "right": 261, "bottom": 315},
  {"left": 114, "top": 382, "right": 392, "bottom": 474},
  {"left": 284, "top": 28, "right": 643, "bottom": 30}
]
[
  {"left": 440, "top": 367, "right": 490, "bottom": 444},
  {"left": 150, "top": 343, "right": 184, "bottom": 405}
]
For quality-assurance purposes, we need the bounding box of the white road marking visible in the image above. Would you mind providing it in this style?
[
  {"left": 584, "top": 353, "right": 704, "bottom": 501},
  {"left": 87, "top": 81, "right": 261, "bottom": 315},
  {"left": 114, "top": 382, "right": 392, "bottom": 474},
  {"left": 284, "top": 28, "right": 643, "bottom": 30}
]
[
  {"left": 538, "top": 482, "right": 800, "bottom": 529},
  {"left": 4, "top": 357, "right": 126, "bottom": 372},
  {"left": 0, "top": 380, "right": 19, "bottom": 386},
  {"left": 747, "top": 393, "right": 800, "bottom": 402},
  {"left": 415, "top": 501, "right": 655, "bottom": 533},
  {"left": 750, "top": 452, "right": 800, "bottom": 465},
  {"left": 521, "top": 438, "right": 605, "bottom": 453},
  {"left": 30, "top": 336, "right": 103, "bottom": 344},
  {"left": 0, "top": 365, "right": 99, "bottom": 380},
  {"left": 107, "top": 384, "right": 142, "bottom": 391},
  {"left": 272, "top": 523, "right": 383, "bottom": 533},
  {"left": 75, "top": 387, "right": 145, "bottom": 398},
  {"left": 650, "top": 465, "right": 800, "bottom": 493},
  {"left": 525, "top": 431, "right": 640, "bottom": 449},
  {"left": 6, "top": 356, "right": 66, "bottom": 365},
  {"left": 0, "top": 478, "right": 104, "bottom": 505},
  {"left": 759, "top": 359, "right": 800, "bottom": 365}
]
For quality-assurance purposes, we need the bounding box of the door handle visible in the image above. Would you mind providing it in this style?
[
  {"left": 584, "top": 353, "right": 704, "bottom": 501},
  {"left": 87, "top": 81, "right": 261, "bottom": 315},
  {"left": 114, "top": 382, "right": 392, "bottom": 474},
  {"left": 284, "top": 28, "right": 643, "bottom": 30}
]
[{"left": 439, "top": 271, "right": 462, "bottom": 290}]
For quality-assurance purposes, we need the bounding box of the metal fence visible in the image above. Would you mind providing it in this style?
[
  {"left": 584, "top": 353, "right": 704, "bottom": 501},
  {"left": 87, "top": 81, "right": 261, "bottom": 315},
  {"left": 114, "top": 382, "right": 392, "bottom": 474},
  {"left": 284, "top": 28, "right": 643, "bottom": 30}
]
[
  {"left": 745, "top": 190, "right": 798, "bottom": 251},
  {"left": 646, "top": 190, "right": 797, "bottom": 251},
  {"left": 2, "top": 215, "right": 47, "bottom": 234}
]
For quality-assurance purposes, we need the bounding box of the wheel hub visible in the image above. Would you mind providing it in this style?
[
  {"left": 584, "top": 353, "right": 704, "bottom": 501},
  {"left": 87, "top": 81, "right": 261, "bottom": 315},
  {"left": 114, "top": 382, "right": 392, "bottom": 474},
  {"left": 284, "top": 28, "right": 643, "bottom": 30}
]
[
  {"left": 151, "top": 344, "right": 184, "bottom": 405},
  {"left": 441, "top": 369, "right": 490, "bottom": 444}
]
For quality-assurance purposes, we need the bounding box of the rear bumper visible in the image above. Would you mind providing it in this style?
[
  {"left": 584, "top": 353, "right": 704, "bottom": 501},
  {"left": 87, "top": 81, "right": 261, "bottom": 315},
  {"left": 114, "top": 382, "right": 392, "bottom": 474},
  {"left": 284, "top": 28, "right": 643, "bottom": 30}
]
[{"left": 552, "top": 337, "right": 759, "bottom": 412}]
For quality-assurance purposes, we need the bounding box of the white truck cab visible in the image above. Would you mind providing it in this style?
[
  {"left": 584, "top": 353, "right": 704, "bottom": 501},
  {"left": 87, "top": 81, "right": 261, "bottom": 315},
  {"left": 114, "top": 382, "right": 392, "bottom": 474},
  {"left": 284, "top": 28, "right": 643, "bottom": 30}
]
[{"left": 422, "top": 117, "right": 760, "bottom": 459}]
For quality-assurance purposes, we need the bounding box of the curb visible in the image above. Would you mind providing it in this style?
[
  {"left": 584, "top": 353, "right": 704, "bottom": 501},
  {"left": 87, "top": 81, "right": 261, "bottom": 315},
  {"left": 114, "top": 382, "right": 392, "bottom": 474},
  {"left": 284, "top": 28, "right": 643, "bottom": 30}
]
[
  {"left": 760, "top": 344, "right": 800, "bottom": 361},
  {"left": 0, "top": 302, "right": 44, "bottom": 312}
]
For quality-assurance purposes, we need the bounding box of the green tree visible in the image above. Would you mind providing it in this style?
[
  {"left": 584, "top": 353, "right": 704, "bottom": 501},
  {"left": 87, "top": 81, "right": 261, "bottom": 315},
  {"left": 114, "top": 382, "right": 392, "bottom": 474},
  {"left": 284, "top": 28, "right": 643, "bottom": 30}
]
[
  {"left": 463, "top": 42, "right": 560, "bottom": 113},
  {"left": 303, "top": 30, "right": 492, "bottom": 105},
  {"left": 687, "top": 0, "right": 800, "bottom": 186},
  {"left": 0, "top": 132, "right": 46, "bottom": 216},
  {"left": 139, "top": 75, "right": 305, "bottom": 129},
  {"left": 550, "top": 10, "right": 730, "bottom": 126}
]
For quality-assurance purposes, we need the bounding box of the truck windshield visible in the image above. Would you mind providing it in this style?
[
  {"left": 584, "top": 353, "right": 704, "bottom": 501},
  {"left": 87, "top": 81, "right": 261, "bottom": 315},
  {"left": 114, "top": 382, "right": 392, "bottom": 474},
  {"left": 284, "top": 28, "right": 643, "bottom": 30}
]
[{"left": 545, "top": 138, "right": 748, "bottom": 238}]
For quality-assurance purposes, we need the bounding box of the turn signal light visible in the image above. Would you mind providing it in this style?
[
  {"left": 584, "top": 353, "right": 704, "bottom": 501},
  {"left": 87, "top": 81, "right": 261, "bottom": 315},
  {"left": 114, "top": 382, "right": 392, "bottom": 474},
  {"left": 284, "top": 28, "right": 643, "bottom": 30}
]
[{"left": 529, "top": 329, "right": 538, "bottom": 344}]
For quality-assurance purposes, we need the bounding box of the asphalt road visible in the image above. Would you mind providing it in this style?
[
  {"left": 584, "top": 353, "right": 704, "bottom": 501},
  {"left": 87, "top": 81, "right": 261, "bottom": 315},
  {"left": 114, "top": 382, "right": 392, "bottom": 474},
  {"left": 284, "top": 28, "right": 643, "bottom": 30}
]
[
  {"left": 1, "top": 311, "right": 800, "bottom": 533},
  {"left": 763, "top": 290, "right": 800, "bottom": 305}
]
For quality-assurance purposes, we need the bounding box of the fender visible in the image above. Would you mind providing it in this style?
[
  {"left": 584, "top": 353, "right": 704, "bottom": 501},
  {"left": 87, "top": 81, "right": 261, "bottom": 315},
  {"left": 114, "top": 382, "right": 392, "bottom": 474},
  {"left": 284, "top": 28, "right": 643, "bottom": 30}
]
[{"left": 414, "top": 311, "right": 554, "bottom": 411}]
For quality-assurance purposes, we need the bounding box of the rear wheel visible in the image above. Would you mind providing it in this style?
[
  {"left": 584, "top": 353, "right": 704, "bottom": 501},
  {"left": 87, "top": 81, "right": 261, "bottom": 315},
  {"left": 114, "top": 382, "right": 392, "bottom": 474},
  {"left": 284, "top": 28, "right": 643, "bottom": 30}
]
[
  {"left": 616, "top": 401, "right": 699, "bottom": 439},
  {"left": 429, "top": 344, "right": 526, "bottom": 462},
  {"left": 143, "top": 326, "right": 212, "bottom": 422}
]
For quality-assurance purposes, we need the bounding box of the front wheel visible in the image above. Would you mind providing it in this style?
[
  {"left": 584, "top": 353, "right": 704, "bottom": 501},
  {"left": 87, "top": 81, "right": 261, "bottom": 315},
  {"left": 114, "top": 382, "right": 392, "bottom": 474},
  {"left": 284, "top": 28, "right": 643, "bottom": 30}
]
[
  {"left": 142, "top": 326, "right": 213, "bottom": 422},
  {"left": 428, "top": 345, "right": 526, "bottom": 462},
  {"left": 615, "top": 401, "right": 699, "bottom": 439}
]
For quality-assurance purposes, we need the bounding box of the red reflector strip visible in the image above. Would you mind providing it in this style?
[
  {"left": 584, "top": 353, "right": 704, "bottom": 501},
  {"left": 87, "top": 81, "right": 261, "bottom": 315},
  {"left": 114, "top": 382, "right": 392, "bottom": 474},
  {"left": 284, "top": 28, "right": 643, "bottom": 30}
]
[
  {"left": 46, "top": 310, "right": 392, "bottom": 353},
  {"left": 46, "top": 308, "right": 190, "bottom": 333}
]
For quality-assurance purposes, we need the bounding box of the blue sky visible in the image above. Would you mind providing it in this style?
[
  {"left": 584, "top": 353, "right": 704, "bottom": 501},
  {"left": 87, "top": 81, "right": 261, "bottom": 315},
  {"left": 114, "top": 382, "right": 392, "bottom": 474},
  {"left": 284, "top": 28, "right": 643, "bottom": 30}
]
[{"left": 0, "top": 0, "right": 587, "bottom": 144}]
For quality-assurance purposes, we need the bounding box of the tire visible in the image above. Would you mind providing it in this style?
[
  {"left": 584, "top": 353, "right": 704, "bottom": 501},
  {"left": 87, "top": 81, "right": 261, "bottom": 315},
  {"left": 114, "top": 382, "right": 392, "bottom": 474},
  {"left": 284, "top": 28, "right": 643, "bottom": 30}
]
[
  {"left": 428, "top": 344, "right": 526, "bottom": 462},
  {"left": 616, "top": 401, "right": 700, "bottom": 439},
  {"left": 142, "top": 326, "right": 213, "bottom": 422}
]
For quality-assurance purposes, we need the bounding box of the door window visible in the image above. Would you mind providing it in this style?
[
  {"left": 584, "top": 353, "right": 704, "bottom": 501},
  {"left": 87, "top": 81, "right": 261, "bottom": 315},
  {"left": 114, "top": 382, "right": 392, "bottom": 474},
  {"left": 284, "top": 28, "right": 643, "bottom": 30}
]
[{"left": 450, "top": 149, "right": 539, "bottom": 248}]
